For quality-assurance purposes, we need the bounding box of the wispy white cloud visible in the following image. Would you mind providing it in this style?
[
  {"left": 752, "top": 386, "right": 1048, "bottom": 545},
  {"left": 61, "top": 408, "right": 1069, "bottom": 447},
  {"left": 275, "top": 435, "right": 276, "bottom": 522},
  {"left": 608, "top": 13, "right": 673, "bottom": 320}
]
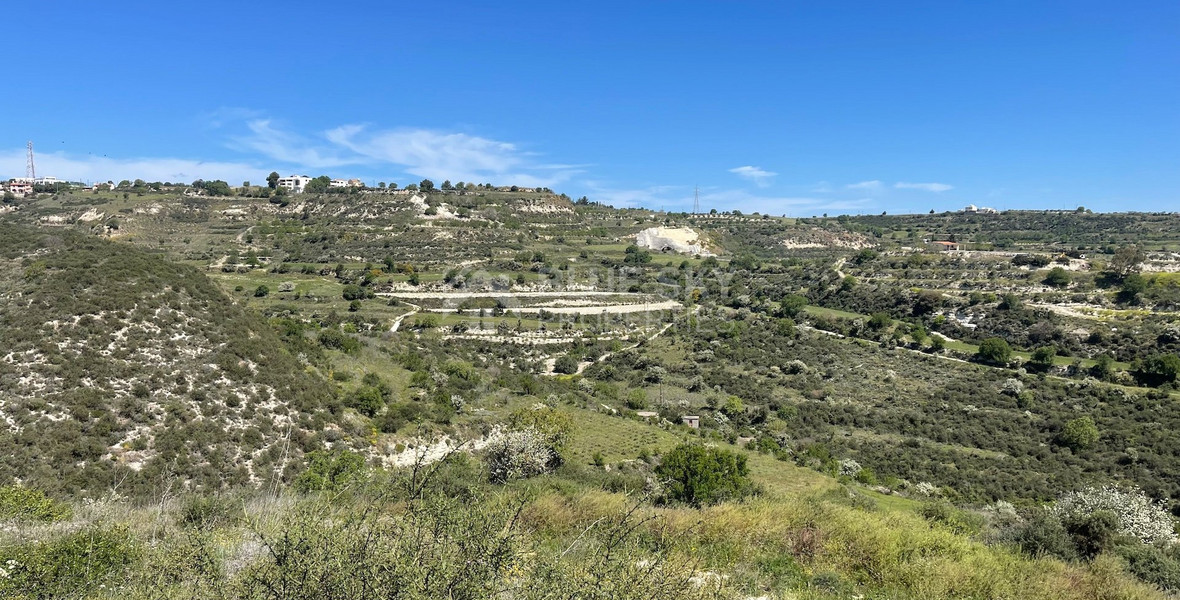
[
  {"left": 230, "top": 119, "right": 354, "bottom": 169},
  {"left": 846, "top": 180, "right": 883, "bottom": 191},
  {"left": 325, "top": 125, "right": 582, "bottom": 186},
  {"left": 0, "top": 149, "right": 265, "bottom": 185},
  {"left": 895, "top": 181, "right": 953, "bottom": 192},
  {"left": 728, "top": 165, "right": 777, "bottom": 187},
  {"left": 226, "top": 117, "right": 580, "bottom": 187}
]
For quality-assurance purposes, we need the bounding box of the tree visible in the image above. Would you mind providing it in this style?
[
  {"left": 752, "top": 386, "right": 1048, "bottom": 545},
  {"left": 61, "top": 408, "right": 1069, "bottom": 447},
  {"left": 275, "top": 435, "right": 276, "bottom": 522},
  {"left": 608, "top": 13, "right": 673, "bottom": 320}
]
[
  {"left": 656, "top": 444, "right": 754, "bottom": 507},
  {"left": 419, "top": 179, "right": 435, "bottom": 192},
  {"left": 305, "top": 176, "right": 332, "bottom": 194},
  {"left": 1109, "top": 245, "right": 1146, "bottom": 280},
  {"left": 1118, "top": 274, "right": 1148, "bottom": 305},
  {"left": 1043, "top": 267, "right": 1071, "bottom": 288},
  {"left": 1134, "top": 353, "right": 1180, "bottom": 387},
  {"left": 1030, "top": 346, "right": 1057, "bottom": 371},
  {"left": 267, "top": 171, "right": 280, "bottom": 189},
  {"left": 441, "top": 180, "right": 453, "bottom": 190},
  {"left": 204, "top": 180, "right": 232, "bottom": 196},
  {"left": 1090, "top": 354, "right": 1116, "bottom": 381},
  {"left": 867, "top": 312, "right": 892, "bottom": 330},
  {"left": 553, "top": 354, "right": 579, "bottom": 374},
  {"left": 998, "top": 293, "right": 1022, "bottom": 310},
  {"left": 1058, "top": 416, "right": 1100, "bottom": 451},
  {"left": 977, "top": 337, "right": 1012, "bottom": 365},
  {"left": 779, "top": 294, "right": 807, "bottom": 318}
]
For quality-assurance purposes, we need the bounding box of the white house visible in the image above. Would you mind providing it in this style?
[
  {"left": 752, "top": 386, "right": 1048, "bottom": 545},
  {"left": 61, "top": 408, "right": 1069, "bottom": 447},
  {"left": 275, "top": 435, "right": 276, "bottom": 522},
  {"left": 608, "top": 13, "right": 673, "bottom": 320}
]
[
  {"left": 329, "top": 179, "right": 349, "bottom": 188},
  {"left": 5, "top": 180, "right": 33, "bottom": 196},
  {"left": 33, "top": 176, "right": 59, "bottom": 186},
  {"left": 277, "top": 175, "right": 312, "bottom": 193}
]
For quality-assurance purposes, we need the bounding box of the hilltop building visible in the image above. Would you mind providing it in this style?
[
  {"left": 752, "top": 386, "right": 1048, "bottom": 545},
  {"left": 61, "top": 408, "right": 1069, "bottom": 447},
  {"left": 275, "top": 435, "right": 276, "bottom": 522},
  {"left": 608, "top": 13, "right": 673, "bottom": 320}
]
[
  {"left": 277, "top": 175, "right": 312, "bottom": 193},
  {"left": 5, "top": 179, "right": 33, "bottom": 196},
  {"left": 963, "top": 204, "right": 999, "bottom": 214}
]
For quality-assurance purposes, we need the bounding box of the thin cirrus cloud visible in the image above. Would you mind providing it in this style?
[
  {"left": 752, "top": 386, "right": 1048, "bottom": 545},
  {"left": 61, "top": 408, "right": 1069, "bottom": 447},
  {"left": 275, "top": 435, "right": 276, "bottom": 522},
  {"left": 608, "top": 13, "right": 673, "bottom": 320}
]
[
  {"left": 895, "top": 181, "right": 953, "bottom": 192},
  {"left": 846, "top": 180, "right": 883, "bottom": 191},
  {"left": 229, "top": 119, "right": 582, "bottom": 187},
  {"left": 728, "top": 165, "right": 777, "bottom": 187},
  {"left": 0, "top": 148, "right": 265, "bottom": 185}
]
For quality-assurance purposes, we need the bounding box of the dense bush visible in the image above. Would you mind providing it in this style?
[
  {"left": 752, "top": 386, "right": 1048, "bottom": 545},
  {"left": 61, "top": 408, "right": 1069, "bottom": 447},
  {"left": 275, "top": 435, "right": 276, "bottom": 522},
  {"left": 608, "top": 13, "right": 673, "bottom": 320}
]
[
  {"left": 293, "top": 449, "right": 368, "bottom": 492},
  {"left": 1051, "top": 486, "right": 1177, "bottom": 546},
  {"left": 976, "top": 337, "right": 1013, "bottom": 365},
  {"left": 0, "top": 484, "right": 72, "bottom": 522},
  {"left": 656, "top": 444, "right": 754, "bottom": 507},
  {"left": 484, "top": 428, "right": 557, "bottom": 483},
  {"left": 0, "top": 525, "right": 138, "bottom": 598}
]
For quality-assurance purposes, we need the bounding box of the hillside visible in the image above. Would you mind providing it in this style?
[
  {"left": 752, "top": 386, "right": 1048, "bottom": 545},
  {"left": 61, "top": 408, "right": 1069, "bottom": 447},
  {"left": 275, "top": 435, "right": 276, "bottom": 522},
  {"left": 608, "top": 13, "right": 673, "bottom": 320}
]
[
  {"left": 1, "top": 190, "right": 1179, "bottom": 597},
  {"left": 0, "top": 224, "right": 343, "bottom": 496}
]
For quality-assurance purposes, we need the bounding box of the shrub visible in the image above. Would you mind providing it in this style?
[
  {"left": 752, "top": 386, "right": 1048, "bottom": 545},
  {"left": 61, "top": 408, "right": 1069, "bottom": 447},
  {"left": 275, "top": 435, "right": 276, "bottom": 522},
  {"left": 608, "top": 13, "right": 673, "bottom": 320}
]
[
  {"left": 1057, "top": 416, "right": 1100, "bottom": 451},
  {"left": 1015, "top": 512, "right": 1077, "bottom": 560},
  {"left": 485, "top": 427, "right": 556, "bottom": 483},
  {"left": 179, "top": 494, "right": 243, "bottom": 529},
  {"left": 553, "top": 354, "right": 579, "bottom": 374},
  {"left": 253, "top": 284, "right": 269, "bottom": 297},
  {"left": 976, "top": 337, "right": 1012, "bottom": 365},
  {"left": 1029, "top": 345, "right": 1057, "bottom": 371},
  {"left": 507, "top": 406, "right": 574, "bottom": 459},
  {"left": 294, "top": 449, "right": 368, "bottom": 493},
  {"left": 0, "top": 525, "right": 138, "bottom": 598},
  {"left": 867, "top": 312, "right": 891, "bottom": 330},
  {"left": 1134, "top": 353, "right": 1180, "bottom": 387},
  {"left": 1116, "top": 543, "right": 1180, "bottom": 592},
  {"left": 0, "top": 484, "right": 71, "bottom": 522},
  {"left": 1051, "top": 485, "right": 1178, "bottom": 546},
  {"left": 656, "top": 444, "right": 754, "bottom": 507},
  {"left": 1043, "top": 267, "right": 1071, "bottom": 287}
]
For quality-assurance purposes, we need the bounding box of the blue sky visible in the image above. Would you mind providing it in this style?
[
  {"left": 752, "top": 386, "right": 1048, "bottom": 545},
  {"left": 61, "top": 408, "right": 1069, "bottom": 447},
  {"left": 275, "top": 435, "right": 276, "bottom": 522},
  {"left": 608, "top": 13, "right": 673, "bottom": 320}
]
[{"left": 4, "top": 1, "right": 1177, "bottom": 215}]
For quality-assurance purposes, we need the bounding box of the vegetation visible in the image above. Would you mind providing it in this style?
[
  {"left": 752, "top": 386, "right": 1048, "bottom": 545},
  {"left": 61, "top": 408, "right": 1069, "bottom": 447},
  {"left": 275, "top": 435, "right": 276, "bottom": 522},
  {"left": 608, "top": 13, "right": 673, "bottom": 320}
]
[
  {"left": 4, "top": 187, "right": 1180, "bottom": 596},
  {"left": 656, "top": 443, "right": 755, "bottom": 506}
]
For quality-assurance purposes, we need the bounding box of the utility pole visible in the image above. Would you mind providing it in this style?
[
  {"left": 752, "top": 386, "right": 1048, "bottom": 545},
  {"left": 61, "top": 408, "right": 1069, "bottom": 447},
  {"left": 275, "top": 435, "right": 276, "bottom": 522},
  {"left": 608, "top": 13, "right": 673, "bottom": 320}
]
[
  {"left": 693, "top": 184, "right": 700, "bottom": 215},
  {"left": 26, "top": 141, "right": 35, "bottom": 180}
]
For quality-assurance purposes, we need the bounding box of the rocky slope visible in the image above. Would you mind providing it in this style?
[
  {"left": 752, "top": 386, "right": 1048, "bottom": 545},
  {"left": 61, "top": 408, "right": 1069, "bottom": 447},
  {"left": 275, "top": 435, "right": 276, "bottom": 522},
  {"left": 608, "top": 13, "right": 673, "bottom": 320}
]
[{"left": 0, "top": 225, "right": 342, "bottom": 496}]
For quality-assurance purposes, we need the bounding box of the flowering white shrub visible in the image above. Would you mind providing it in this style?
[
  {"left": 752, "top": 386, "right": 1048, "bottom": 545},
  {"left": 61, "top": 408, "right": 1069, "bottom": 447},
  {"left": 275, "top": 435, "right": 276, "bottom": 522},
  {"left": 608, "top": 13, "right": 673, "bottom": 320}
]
[
  {"left": 484, "top": 427, "right": 556, "bottom": 483},
  {"left": 838, "top": 458, "right": 862, "bottom": 477},
  {"left": 914, "top": 482, "right": 939, "bottom": 497},
  {"left": 1051, "top": 485, "right": 1178, "bottom": 545},
  {"left": 1001, "top": 378, "right": 1024, "bottom": 396}
]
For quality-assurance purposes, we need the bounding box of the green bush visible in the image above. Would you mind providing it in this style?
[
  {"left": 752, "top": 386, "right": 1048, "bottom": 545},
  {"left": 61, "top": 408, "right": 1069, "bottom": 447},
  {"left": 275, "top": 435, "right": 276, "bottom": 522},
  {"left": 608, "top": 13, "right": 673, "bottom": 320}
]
[
  {"left": 976, "top": 337, "right": 1012, "bottom": 365},
  {"left": 1043, "top": 267, "right": 1071, "bottom": 287},
  {"left": 1057, "top": 416, "right": 1100, "bottom": 451},
  {"left": 0, "top": 525, "right": 138, "bottom": 598},
  {"left": 179, "top": 494, "right": 243, "bottom": 529},
  {"left": 294, "top": 449, "right": 368, "bottom": 493},
  {"left": 656, "top": 444, "right": 754, "bottom": 507},
  {"left": 0, "top": 484, "right": 72, "bottom": 522},
  {"left": 1116, "top": 543, "right": 1180, "bottom": 592},
  {"left": 1134, "top": 353, "right": 1180, "bottom": 387},
  {"left": 553, "top": 354, "right": 579, "bottom": 374}
]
